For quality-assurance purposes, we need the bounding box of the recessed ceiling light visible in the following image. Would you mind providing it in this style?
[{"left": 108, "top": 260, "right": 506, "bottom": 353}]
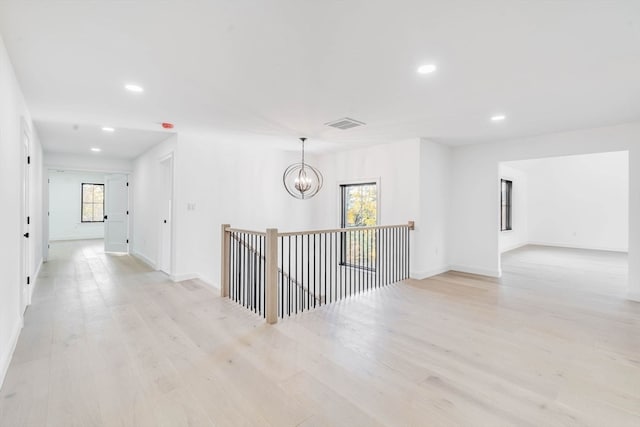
[
  {"left": 124, "top": 83, "right": 144, "bottom": 93},
  {"left": 91, "top": 148, "right": 101, "bottom": 152},
  {"left": 102, "top": 127, "right": 115, "bottom": 132},
  {"left": 417, "top": 64, "right": 437, "bottom": 74},
  {"left": 491, "top": 114, "right": 506, "bottom": 122}
]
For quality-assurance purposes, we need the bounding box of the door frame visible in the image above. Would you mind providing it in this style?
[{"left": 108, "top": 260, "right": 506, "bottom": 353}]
[
  {"left": 45, "top": 166, "right": 132, "bottom": 258},
  {"left": 158, "top": 152, "right": 175, "bottom": 275},
  {"left": 20, "top": 119, "right": 31, "bottom": 314}
]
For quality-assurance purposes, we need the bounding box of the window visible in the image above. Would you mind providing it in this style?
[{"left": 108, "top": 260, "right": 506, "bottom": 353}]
[
  {"left": 81, "top": 183, "right": 105, "bottom": 222},
  {"left": 500, "top": 179, "right": 512, "bottom": 231},
  {"left": 340, "top": 182, "right": 377, "bottom": 267}
]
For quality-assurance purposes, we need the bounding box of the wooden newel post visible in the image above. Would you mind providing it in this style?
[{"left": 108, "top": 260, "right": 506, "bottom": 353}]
[
  {"left": 220, "top": 224, "right": 230, "bottom": 298},
  {"left": 265, "top": 228, "right": 278, "bottom": 324},
  {"left": 408, "top": 220, "right": 415, "bottom": 230}
]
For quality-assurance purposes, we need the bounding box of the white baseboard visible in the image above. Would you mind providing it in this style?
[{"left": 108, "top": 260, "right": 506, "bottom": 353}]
[
  {"left": 499, "top": 241, "right": 529, "bottom": 254},
  {"left": 169, "top": 273, "right": 199, "bottom": 282},
  {"left": 449, "top": 264, "right": 502, "bottom": 278},
  {"left": 526, "top": 241, "right": 628, "bottom": 253},
  {"left": 50, "top": 235, "right": 104, "bottom": 241},
  {"left": 0, "top": 318, "right": 22, "bottom": 390},
  {"left": 411, "top": 265, "right": 451, "bottom": 280},
  {"left": 29, "top": 257, "right": 43, "bottom": 303},
  {"left": 628, "top": 292, "right": 640, "bottom": 303},
  {"left": 170, "top": 273, "right": 221, "bottom": 292},
  {"left": 130, "top": 250, "right": 157, "bottom": 269},
  {"left": 195, "top": 276, "right": 220, "bottom": 292}
]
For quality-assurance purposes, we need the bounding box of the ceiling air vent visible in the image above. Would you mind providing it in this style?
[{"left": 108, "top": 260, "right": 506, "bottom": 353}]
[{"left": 325, "top": 117, "right": 366, "bottom": 130}]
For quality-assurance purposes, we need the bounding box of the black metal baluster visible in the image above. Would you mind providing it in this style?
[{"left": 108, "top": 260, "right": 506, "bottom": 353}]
[
  {"left": 244, "top": 233, "right": 248, "bottom": 307},
  {"left": 404, "top": 227, "right": 407, "bottom": 279},
  {"left": 391, "top": 227, "right": 398, "bottom": 283},
  {"left": 236, "top": 233, "right": 240, "bottom": 301},
  {"left": 340, "top": 231, "right": 347, "bottom": 298},
  {"left": 359, "top": 229, "right": 362, "bottom": 294},
  {"left": 239, "top": 233, "right": 243, "bottom": 306},
  {"left": 294, "top": 235, "right": 298, "bottom": 314},
  {"left": 313, "top": 233, "right": 316, "bottom": 308},
  {"left": 323, "top": 233, "right": 327, "bottom": 306},
  {"left": 408, "top": 226, "right": 411, "bottom": 279},
  {"left": 253, "top": 234, "right": 256, "bottom": 312},
  {"left": 367, "top": 229, "right": 370, "bottom": 290},
  {"left": 350, "top": 230, "right": 354, "bottom": 297},
  {"left": 258, "top": 235, "right": 262, "bottom": 315},
  {"left": 232, "top": 233, "right": 235, "bottom": 301},
  {"left": 329, "top": 233, "right": 332, "bottom": 303},
  {"left": 287, "top": 236, "right": 290, "bottom": 316}
]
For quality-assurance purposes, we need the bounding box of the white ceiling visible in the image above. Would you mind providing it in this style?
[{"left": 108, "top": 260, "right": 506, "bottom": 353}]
[
  {"left": 35, "top": 121, "right": 173, "bottom": 159},
  {"left": 1, "top": 0, "right": 639, "bottom": 152}
]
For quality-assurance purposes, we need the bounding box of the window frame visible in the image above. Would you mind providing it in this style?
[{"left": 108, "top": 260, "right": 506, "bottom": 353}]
[
  {"left": 81, "top": 182, "right": 105, "bottom": 223},
  {"left": 500, "top": 179, "right": 513, "bottom": 232},
  {"left": 338, "top": 180, "right": 379, "bottom": 269}
]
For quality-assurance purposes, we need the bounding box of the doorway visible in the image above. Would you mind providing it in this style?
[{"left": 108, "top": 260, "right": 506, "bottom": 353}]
[
  {"left": 498, "top": 151, "right": 629, "bottom": 297},
  {"left": 158, "top": 154, "right": 173, "bottom": 275},
  {"left": 20, "top": 124, "right": 30, "bottom": 314},
  {"left": 48, "top": 169, "right": 130, "bottom": 255}
]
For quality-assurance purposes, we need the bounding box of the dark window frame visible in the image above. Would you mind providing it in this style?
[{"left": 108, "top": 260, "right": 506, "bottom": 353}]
[
  {"left": 81, "top": 182, "right": 105, "bottom": 223},
  {"left": 339, "top": 182, "right": 378, "bottom": 270},
  {"left": 500, "top": 179, "right": 513, "bottom": 231}
]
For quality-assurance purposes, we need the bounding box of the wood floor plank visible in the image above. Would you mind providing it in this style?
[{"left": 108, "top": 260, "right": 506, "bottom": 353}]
[{"left": 1, "top": 240, "right": 638, "bottom": 426}]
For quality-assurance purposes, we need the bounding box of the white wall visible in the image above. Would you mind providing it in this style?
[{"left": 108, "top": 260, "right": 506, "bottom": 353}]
[
  {"left": 523, "top": 152, "right": 628, "bottom": 252},
  {"left": 44, "top": 152, "right": 132, "bottom": 172},
  {"left": 449, "top": 122, "right": 640, "bottom": 301},
  {"left": 131, "top": 134, "right": 177, "bottom": 269},
  {"left": 310, "top": 139, "right": 420, "bottom": 228},
  {"left": 132, "top": 134, "right": 458, "bottom": 286},
  {"left": 498, "top": 164, "right": 528, "bottom": 253},
  {"left": 49, "top": 170, "right": 105, "bottom": 241},
  {"left": 308, "top": 139, "right": 422, "bottom": 274},
  {"left": 415, "top": 139, "right": 451, "bottom": 278},
  {"left": 133, "top": 135, "right": 451, "bottom": 288},
  {"left": 0, "top": 36, "right": 44, "bottom": 387},
  {"left": 172, "top": 132, "right": 316, "bottom": 285}
]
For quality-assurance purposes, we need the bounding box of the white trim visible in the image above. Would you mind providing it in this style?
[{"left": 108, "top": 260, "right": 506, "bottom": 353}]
[
  {"left": 526, "top": 241, "right": 628, "bottom": 253},
  {"left": 499, "top": 241, "right": 529, "bottom": 254},
  {"left": 170, "top": 273, "right": 199, "bottom": 282},
  {"left": 29, "top": 257, "right": 43, "bottom": 303},
  {"left": 0, "top": 318, "right": 22, "bottom": 389},
  {"left": 169, "top": 273, "right": 220, "bottom": 292},
  {"left": 44, "top": 165, "right": 132, "bottom": 174},
  {"left": 411, "top": 265, "right": 451, "bottom": 280},
  {"left": 628, "top": 292, "right": 640, "bottom": 303},
  {"left": 449, "top": 264, "right": 502, "bottom": 278},
  {"left": 336, "top": 177, "right": 381, "bottom": 227},
  {"left": 157, "top": 152, "right": 175, "bottom": 275},
  {"left": 50, "top": 234, "right": 104, "bottom": 241},
  {"left": 130, "top": 250, "right": 157, "bottom": 269},
  {"left": 194, "top": 276, "right": 220, "bottom": 292}
]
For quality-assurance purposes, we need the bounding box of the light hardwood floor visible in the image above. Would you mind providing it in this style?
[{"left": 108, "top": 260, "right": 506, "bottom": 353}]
[{"left": 1, "top": 240, "right": 639, "bottom": 426}]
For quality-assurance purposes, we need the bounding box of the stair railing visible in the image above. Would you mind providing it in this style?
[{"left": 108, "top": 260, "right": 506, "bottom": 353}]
[{"left": 221, "top": 221, "right": 415, "bottom": 324}]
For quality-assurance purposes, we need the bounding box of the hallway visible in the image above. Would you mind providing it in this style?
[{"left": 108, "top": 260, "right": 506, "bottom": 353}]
[{"left": 1, "top": 240, "right": 639, "bottom": 426}]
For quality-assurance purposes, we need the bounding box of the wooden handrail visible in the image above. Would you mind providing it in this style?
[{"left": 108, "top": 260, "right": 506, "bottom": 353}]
[
  {"left": 225, "top": 221, "right": 415, "bottom": 237},
  {"left": 225, "top": 228, "right": 266, "bottom": 236}
]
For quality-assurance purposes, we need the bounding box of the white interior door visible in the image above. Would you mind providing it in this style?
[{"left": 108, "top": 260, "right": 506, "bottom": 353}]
[
  {"left": 104, "top": 174, "right": 129, "bottom": 253},
  {"left": 21, "top": 129, "right": 30, "bottom": 312},
  {"left": 159, "top": 155, "right": 173, "bottom": 274}
]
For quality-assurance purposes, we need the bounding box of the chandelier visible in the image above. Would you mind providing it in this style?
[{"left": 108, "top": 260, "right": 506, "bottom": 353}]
[{"left": 283, "top": 137, "right": 323, "bottom": 199}]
